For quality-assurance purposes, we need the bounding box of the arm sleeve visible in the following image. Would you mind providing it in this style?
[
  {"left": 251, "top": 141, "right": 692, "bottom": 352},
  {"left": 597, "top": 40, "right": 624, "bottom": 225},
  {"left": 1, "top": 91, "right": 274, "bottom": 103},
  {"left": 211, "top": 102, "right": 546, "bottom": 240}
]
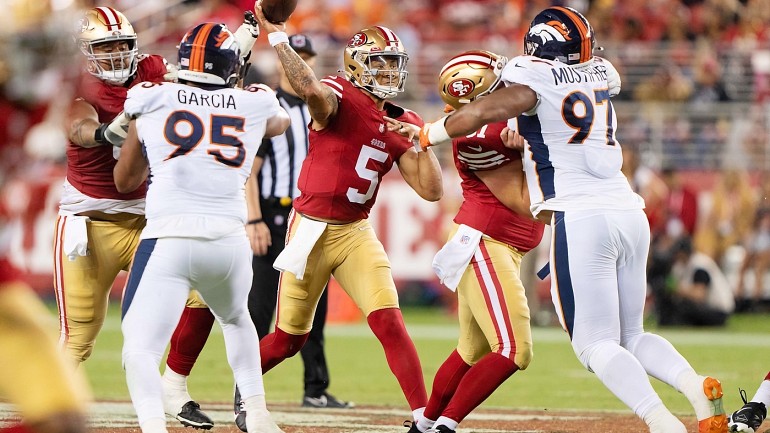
[{"left": 256, "top": 138, "right": 272, "bottom": 158}]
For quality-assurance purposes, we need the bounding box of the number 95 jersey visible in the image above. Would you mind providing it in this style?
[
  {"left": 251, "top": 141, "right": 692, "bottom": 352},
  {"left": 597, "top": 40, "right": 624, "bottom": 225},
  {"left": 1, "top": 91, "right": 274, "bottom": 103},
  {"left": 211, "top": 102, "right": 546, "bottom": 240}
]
[
  {"left": 124, "top": 82, "right": 281, "bottom": 239},
  {"left": 502, "top": 56, "right": 644, "bottom": 217}
]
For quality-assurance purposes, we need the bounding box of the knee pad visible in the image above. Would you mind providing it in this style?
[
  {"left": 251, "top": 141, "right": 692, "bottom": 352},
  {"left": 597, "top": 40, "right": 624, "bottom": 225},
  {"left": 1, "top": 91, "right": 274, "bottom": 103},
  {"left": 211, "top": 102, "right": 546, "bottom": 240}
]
[{"left": 575, "top": 340, "right": 624, "bottom": 373}]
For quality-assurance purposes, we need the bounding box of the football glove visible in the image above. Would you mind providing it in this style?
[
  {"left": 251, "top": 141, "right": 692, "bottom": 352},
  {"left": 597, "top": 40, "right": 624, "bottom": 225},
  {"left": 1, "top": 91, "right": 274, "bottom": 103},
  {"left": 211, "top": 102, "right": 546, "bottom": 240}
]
[
  {"left": 164, "top": 62, "right": 179, "bottom": 82},
  {"left": 598, "top": 57, "right": 622, "bottom": 97},
  {"left": 94, "top": 111, "right": 131, "bottom": 147},
  {"left": 234, "top": 11, "right": 259, "bottom": 61}
]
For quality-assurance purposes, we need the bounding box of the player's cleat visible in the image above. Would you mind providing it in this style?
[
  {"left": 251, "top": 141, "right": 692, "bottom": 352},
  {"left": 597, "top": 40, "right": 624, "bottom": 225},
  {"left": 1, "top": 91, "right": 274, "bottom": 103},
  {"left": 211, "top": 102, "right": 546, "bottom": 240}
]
[
  {"left": 302, "top": 392, "right": 354, "bottom": 409},
  {"left": 233, "top": 386, "right": 247, "bottom": 432},
  {"left": 245, "top": 409, "right": 284, "bottom": 433},
  {"left": 175, "top": 401, "right": 214, "bottom": 430},
  {"left": 403, "top": 420, "right": 421, "bottom": 433},
  {"left": 697, "top": 377, "right": 728, "bottom": 433},
  {"left": 728, "top": 389, "right": 767, "bottom": 433},
  {"left": 426, "top": 426, "right": 455, "bottom": 433}
]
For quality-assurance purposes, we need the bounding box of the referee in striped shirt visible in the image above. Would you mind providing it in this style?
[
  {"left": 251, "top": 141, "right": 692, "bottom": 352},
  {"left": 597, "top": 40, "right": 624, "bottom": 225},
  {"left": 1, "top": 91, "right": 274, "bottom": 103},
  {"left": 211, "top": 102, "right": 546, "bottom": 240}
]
[{"left": 246, "top": 34, "right": 352, "bottom": 410}]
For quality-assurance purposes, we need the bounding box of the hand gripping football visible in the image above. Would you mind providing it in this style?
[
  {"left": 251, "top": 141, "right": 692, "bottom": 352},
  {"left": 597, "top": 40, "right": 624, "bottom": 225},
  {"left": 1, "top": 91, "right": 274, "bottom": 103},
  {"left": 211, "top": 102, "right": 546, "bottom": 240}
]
[{"left": 261, "top": 0, "right": 298, "bottom": 23}]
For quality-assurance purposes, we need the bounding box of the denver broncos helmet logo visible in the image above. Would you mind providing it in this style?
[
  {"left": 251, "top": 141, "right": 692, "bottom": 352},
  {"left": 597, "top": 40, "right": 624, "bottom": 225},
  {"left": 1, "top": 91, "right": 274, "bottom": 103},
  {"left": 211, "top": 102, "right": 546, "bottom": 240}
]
[{"left": 527, "top": 20, "right": 572, "bottom": 44}]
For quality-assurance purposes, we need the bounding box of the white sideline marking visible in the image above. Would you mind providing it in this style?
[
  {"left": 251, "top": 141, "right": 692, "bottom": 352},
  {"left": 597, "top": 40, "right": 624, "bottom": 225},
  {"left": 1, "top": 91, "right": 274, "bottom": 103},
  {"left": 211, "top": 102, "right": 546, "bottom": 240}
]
[{"left": 0, "top": 401, "right": 594, "bottom": 430}]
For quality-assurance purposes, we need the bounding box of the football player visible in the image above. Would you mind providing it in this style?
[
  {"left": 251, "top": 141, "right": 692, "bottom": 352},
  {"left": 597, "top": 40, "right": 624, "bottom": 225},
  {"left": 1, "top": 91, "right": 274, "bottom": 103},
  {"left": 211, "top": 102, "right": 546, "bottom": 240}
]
[
  {"left": 248, "top": 0, "right": 442, "bottom": 424},
  {"left": 405, "top": 50, "right": 545, "bottom": 433},
  {"left": 410, "top": 6, "right": 727, "bottom": 433},
  {"left": 56, "top": 7, "right": 258, "bottom": 429},
  {"left": 116, "top": 22, "right": 290, "bottom": 433},
  {"left": 0, "top": 2, "right": 89, "bottom": 433}
]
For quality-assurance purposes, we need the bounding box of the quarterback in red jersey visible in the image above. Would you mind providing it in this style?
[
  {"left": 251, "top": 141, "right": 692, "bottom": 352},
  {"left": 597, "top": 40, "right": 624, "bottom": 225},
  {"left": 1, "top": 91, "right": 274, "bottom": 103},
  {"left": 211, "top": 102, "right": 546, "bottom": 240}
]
[
  {"left": 250, "top": 1, "right": 442, "bottom": 425},
  {"left": 403, "top": 50, "right": 544, "bottom": 433}
]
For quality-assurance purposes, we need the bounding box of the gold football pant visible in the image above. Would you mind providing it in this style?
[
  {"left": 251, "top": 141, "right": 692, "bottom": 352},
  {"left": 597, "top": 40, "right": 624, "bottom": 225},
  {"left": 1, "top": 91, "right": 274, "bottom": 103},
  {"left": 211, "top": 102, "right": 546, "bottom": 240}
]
[
  {"left": 53, "top": 215, "right": 208, "bottom": 363},
  {"left": 0, "top": 283, "right": 89, "bottom": 422},
  {"left": 276, "top": 212, "right": 399, "bottom": 335},
  {"left": 452, "top": 226, "right": 533, "bottom": 370}
]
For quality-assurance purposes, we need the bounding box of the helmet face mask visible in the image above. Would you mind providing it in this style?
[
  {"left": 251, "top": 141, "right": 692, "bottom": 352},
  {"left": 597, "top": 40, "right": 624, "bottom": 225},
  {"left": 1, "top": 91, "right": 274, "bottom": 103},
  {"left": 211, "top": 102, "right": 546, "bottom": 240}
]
[
  {"left": 344, "top": 26, "right": 408, "bottom": 99},
  {"left": 76, "top": 7, "right": 138, "bottom": 84},
  {"left": 524, "top": 6, "right": 595, "bottom": 65},
  {"left": 177, "top": 23, "right": 242, "bottom": 87},
  {"left": 438, "top": 50, "right": 507, "bottom": 110}
]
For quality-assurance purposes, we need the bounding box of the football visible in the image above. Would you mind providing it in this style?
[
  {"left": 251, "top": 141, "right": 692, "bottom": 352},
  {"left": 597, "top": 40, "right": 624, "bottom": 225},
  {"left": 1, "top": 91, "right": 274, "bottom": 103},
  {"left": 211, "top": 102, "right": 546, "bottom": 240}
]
[{"left": 261, "top": 0, "right": 298, "bottom": 24}]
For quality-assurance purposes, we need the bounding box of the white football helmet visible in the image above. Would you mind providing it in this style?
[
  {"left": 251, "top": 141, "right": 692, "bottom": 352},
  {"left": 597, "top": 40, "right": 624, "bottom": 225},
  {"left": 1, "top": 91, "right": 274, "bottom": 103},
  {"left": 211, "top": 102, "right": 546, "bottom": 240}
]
[
  {"left": 75, "top": 7, "right": 138, "bottom": 84},
  {"left": 343, "top": 26, "right": 408, "bottom": 99}
]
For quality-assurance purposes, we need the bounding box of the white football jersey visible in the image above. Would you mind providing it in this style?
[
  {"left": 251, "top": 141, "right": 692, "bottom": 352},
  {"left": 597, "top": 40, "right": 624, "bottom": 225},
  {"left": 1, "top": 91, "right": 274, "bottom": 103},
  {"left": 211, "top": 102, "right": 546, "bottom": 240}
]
[
  {"left": 124, "top": 82, "right": 281, "bottom": 239},
  {"left": 502, "top": 56, "right": 644, "bottom": 216}
]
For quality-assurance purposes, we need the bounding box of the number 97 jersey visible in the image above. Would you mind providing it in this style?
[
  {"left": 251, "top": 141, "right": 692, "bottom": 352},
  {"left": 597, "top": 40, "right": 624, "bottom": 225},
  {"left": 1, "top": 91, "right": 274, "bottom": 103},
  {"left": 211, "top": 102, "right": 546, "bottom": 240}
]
[{"left": 502, "top": 56, "right": 644, "bottom": 217}]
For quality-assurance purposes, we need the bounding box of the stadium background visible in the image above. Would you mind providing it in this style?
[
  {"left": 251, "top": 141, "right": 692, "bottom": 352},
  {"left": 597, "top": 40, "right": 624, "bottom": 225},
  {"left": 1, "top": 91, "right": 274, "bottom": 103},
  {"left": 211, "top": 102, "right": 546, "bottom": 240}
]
[{"left": 6, "top": 0, "right": 770, "bottom": 320}]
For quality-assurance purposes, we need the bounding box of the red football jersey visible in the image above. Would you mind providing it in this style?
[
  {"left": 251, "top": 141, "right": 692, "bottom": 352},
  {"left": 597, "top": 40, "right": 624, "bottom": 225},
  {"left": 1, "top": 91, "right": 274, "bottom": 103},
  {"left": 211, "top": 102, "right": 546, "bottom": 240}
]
[
  {"left": 66, "top": 54, "right": 167, "bottom": 200},
  {"left": 293, "top": 76, "right": 422, "bottom": 221},
  {"left": 453, "top": 121, "right": 544, "bottom": 252}
]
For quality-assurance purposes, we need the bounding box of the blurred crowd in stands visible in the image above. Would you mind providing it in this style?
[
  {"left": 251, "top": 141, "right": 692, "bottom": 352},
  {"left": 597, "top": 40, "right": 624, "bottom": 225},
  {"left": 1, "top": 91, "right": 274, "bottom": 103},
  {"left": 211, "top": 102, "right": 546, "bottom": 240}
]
[{"left": 55, "top": 0, "right": 770, "bottom": 324}]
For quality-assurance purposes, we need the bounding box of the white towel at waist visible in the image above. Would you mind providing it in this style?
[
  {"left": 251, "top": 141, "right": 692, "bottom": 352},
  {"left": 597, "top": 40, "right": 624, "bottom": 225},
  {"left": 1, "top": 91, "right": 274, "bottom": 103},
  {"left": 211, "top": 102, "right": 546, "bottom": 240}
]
[
  {"left": 432, "top": 224, "right": 483, "bottom": 291},
  {"left": 273, "top": 216, "right": 327, "bottom": 280},
  {"left": 62, "top": 215, "right": 90, "bottom": 261}
]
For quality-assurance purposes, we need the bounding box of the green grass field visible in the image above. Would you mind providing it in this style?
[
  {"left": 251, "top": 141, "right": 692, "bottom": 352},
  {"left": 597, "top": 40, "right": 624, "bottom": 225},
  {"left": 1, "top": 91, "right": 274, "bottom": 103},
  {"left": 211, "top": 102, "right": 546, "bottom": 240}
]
[{"left": 77, "top": 303, "right": 769, "bottom": 416}]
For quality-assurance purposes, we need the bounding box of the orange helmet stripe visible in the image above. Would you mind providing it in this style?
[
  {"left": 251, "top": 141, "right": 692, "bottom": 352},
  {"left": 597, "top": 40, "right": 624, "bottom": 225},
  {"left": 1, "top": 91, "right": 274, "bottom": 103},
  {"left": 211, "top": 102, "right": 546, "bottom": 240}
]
[
  {"left": 552, "top": 6, "right": 591, "bottom": 63},
  {"left": 190, "top": 23, "right": 215, "bottom": 72}
]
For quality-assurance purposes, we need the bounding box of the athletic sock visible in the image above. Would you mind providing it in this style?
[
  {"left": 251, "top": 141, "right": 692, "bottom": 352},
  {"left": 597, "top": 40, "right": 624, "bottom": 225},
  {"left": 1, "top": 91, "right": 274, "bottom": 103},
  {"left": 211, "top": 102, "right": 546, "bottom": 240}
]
[
  {"left": 166, "top": 307, "right": 215, "bottom": 375},
  {"left": 441, "top": 352, "right": 518, "bottom": 423},
  {"left": 367, "top": 308, "right": 427, "bottom": 410}
]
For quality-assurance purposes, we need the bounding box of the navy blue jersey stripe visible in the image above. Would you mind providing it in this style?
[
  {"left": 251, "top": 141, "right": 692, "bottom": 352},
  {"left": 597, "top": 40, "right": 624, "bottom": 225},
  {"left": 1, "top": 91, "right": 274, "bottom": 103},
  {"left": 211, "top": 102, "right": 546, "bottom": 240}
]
[
  {"left": 518, "top": 114, "right": 555, "bottom": 200},
  {"left": 553, "top": 212, "right": 575, "bottom": 338},
  {"left": 121, "top": 238, "right": 157, "bottom": 320}
]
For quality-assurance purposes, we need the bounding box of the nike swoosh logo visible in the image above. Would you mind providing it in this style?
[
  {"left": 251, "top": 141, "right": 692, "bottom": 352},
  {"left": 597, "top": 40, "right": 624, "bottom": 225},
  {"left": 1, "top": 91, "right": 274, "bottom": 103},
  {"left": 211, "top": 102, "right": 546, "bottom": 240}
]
[{"left": 468, "top": 145, "right": 482, "bottom": 151}]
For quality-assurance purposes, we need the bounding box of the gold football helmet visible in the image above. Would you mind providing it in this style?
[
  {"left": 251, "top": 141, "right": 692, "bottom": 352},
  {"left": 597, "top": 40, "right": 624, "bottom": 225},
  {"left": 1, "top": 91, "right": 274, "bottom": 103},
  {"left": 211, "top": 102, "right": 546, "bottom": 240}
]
[
  {"left": 343, "top": 26, "right": 408, "bottom": 99},
  {"left": 438, "top": 50, "right": 507, "bottom": 110},
  {"left": 75, "top": 7, "right": 138, "bottom": 84}
]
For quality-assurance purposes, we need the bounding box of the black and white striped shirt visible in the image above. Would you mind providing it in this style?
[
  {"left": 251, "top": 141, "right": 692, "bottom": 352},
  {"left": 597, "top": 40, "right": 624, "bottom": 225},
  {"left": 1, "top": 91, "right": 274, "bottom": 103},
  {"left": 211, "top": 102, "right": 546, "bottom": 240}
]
[{"left": 256, "top": 88, "right": 310, "bottom": 200}]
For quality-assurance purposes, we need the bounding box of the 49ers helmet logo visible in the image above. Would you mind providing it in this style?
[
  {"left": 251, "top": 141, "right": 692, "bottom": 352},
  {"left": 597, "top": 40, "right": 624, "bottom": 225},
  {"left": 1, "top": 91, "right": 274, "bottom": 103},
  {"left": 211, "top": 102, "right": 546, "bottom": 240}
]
[
  {"left": 348, "top": 32, "right": 367, "bottom": 47},
  {"left": 447, "top": 78, "right": 475, "bottom": 98}
]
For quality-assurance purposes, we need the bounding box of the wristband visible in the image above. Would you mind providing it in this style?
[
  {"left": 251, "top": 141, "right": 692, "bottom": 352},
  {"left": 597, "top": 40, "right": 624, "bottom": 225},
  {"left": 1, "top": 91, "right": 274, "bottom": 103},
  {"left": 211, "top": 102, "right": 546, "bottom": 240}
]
[
  {"left": 94, "top": 123, "right": 108, "bottom": 145},
  {"left": 247, "top": 218, "right": 264, "bottom": 225},
  {"left": 427, "top": 116, "right": 451, "bottom": 146},
  {"left": 267, "top": 32, "right": 289, "bottom": 47}
]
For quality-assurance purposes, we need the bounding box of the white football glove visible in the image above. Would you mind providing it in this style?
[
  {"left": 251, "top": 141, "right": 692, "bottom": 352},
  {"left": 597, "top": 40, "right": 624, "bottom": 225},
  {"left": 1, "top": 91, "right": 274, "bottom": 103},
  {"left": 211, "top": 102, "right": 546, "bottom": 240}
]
[
  {"left": 164, "top": 62, "right": 179, "bottom": 82},
  {"left": 234, "top": 11, "right": 259, "bottom": 61},
  {"left": 596, "top": 56, "right": 622, "bottom": 97},
  {"left": 95, "top": 111, "right": 131, "bottom": 147}
]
